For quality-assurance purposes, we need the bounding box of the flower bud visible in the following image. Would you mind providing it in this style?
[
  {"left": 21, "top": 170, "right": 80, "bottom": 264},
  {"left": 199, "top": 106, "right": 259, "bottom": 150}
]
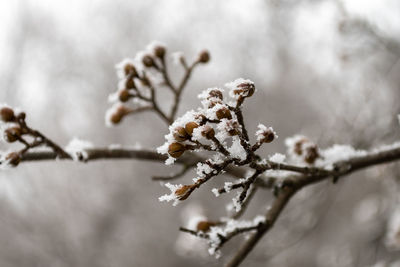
[
  {"left": 173, "top": 127, "right": 190, "bottom": 142},
  {"left": 294, "top": 138, "right": 307, "bottom": 155},
  {"left": 5, "top": 152, "right": 20, "bottom": 167},
  {"left": 154, "top": 45, "right": 166, "bottom": 58},
  {"left": 234, "top": 82, "right": 255, "bottom": 97},
  {"left": 304, "top": 145, "right": 319, "bottom": 164},
  {"left": 185, "top": 122, "right": 199, "bottom": 136},
  {"left": 198, "top": 50, "right": 210, "bottom": 63},
  {"left": 216, "top": 107, "right": 232, "bottom": 120},
  {"left": 0, "top": 107, "right": 15, "bottom": 122},
  {"left": 125, "top": 78, "right": 136, "bottom": 89},
  {"left": 225, "top": 120, "right": 240, "bottom": 136},
  {"left": 195, "top": 114, "right": 207, "bottom": 125},
  {"left": 142, "top": 55, "right": 155, "bottom": 68},
  {"left": 141, "top": 76, "right": 151, "bottom": 87},
  {"left": 119, "top": 89, "right": 131, "bottom": 102},
  {"left": 168, "top": 142, "right": 186, "bottom": 158},
  {"left": 261, "top": 129, "right": 275, "bottom": 143},
  {"left": 4, "top": 127, "right": 22, "bottom": 143},
  {"left": 174, "top": 185, "right": 193, "bottom": 200},
  {"left": 110, "top": 106, "right": 131, "bottom": 124},
  {"left": 201, "top": 126, "right": 215, "bottom": 139},
  {"left": 196, "top": 221, "right": 217, "bottom": 232},
  {"left": 208, "top": 89, "right": 223, "bottom": 100},
  {"left": 124, "top": 63, "right": 137, "bottom": 77}
]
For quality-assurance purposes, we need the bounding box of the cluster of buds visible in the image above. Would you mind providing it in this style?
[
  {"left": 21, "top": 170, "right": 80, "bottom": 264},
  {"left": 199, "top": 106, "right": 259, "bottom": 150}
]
[
  {"left": 158, "top": 79, "right": 279, "bottom": 207},
  {"left": 0, "top": 106, "right": 70, "bottom": 167},
  {"left": 0, "top": 107, "right": 28, "bottom": 166},
  {"left": 106, "top": 41, "right": 210, "bottom": 126},
  {"left": 286, "top": 135, "right": 320, "bottom": 164}
]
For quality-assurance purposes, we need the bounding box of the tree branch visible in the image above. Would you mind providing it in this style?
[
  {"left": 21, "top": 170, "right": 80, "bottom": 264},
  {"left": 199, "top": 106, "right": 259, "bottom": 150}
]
[{"left": 226, "top": 142, "right": 400, "bottom": 267}]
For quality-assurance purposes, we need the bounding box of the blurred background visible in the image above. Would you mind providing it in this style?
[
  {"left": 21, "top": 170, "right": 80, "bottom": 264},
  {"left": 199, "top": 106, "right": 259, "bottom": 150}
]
[{"left": 0, "top": 0, "right": 400, "bottom": 266}]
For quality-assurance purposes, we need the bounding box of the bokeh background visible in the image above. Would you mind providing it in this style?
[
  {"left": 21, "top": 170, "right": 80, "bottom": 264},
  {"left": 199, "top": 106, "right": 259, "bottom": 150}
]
[{"left": 0, "top": 0, "right": 400, "bottom": 266}]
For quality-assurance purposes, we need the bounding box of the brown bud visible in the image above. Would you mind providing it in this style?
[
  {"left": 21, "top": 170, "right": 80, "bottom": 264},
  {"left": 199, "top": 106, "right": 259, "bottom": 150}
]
[
  {"left": 226, "top": 120, "right": 240, "bottom": 136},
  {"left": 234, "top": 82, "right": 255, "bottom": 97},
  {"left": 119, "top": 89, "right": 131, "bottom": 102},
  {"left": 185, "top": 122, "right": 199, "bottom": 136},
  {"left": 201, "top": 126, "right": 215, "bottom": 139},
  {"left": 0, "top": 107, "right": 15, "bottom": 122},
  {"left": 294, "top": 139, "right": 307, "bottom": 155},
  {"left": 124, "top": 63, "right": 137, "bottom": 77},
  {"left": 173, "top": 127, "right": 190, "bottom": 142},
  {"left": 141, "top": 76, "right": 151, "bottom": 87},
  {"left": 168, "top": 142, "right": 186, "bottom": 158},
  {"left": 216, "top": 107, "right": 232, "bottom": 120},
  {"left": 208, "top": 89, "right": 223, "bottom": 100},
  {"left": 18, "top": 112, "right": 26, "bottom": 120},
  {"left": 110, "top": 106, "right": 131, "bottom": 124},
  {"left": 174, "top": 185, "right": 193, "bottom": 200},
  {"left": 198, "top": 50, "right": 210, "bottom": 63},
  {"left": 110, "top": 113, "right": 122, "bottom": 124},
  {"left": 5, "top": 152, "right": 21, "bottom": 167},
  {"left": 196, "top": 221, "right": 217, "bottom": 232},
  {"left": 125, "top": 78, "right": 136, "bottom": 89},
  {"left": 261, "top": 129, "right": 275, "bottom": 143},
  {"left": 154, "top": 45, "right": 166, "bottom": 58},
  {"left": 304, "top": 145, "right": 319, "bottom": 164},
  {"left": 4, "top": 127, "right": 22, "bottom": 143},
  {"left": 142, "top": 55, "right": 155, "bottom": 68},
  {"left": 195, "top": 114, "right": 207, "bottom": 125}
]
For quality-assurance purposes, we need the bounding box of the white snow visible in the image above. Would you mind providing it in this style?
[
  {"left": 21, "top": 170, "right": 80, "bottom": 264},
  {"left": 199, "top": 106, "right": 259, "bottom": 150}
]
[
  {"left": 158, "top": 182, "right": 182, "bottom": 206},
  {"left": 227, "top": 136, "right": 247, "bottom": 161},
  {"left": 65, "top": 138, "right": 93, "bottom": 161},
  {"left": 269, "top": 153, "right": 286, "bottom": 164}
]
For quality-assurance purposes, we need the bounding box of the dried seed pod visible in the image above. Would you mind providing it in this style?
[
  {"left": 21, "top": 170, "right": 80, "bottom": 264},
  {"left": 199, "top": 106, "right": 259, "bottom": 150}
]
[
  {"left": 141, "top": 76, "right": 151, "bottom": 87},
  {"left": 119, "top": 89, "right": 131, "bottom": 102},
  {"left": 304, "top": 145, "right": 319, "bottom": 164},
  {"left": 142, "top": 55, "right": 155, "bottom": 68},
  {"left": 173, "top": 127, "right": 190, "bottom": 142},
  {"left": 226, "top": 120, "right": 240, "bottom": 136},
  {"left": 154, "top": 45, "right": 166, "bottom": 58},
  {"left": 208, "top": 89, "right": 223, "bottom": 100},
  {"left": 216, "top": 107, "right": 232, "bottom": 120},
  {"left": 185, "top": 122, "right": 199, "bottom": 136},
  {"left": 294, "top": 138, "right": 307, "bottom": 155},
  {"left": 174, "top": 185, "right": 193, "bottom": 200},
  {"left": 261, "top": 129, "right": 275, "bottom": 143},
  {"left": 124, "top": 63, "right": 137, "bottom": 77},
  {"left": 110, "top": 106, "right": 131, "bottom": 124},
  {"left": 195, "top": 114, "right": 207, "bottom": 125},
  {"left": 4, "top": 127, "right": 22, "bottom": 143},
  {"left": 0, "top": 107, "right": 15, "bottom": 122},
  {"left": 201, "top": 126, "right": 215, "bottom": 139},
  {"left": 198, "top": 50, "right": 210, "bottom": 63},
  {"left": 125, "top": 78, "right": 136, "bottom": 89},
  {"left": 196, "top": 221, "right": 217, "bottom": 232},
  {"left": 234, "top": 82, "right": 255, "bottom": 97},
  {"left": 168, "top": 142, "right": 186, "bottom": 158},
  {"left": 5, "top": 152, "right": 21, "bottom": 167}
]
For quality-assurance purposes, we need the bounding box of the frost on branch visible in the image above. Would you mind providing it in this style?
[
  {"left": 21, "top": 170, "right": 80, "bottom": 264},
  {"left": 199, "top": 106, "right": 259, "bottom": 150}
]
[
  {"left": 157, "top": 79, "right": 279, "bottom": 207},
  {"left": 65, "top": 138, "right": 93, "bottom": 161}
]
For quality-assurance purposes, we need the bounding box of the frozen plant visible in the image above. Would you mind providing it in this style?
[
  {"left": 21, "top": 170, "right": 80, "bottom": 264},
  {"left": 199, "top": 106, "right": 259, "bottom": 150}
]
[{"left": 1, "top": 42, "right": 400, "bottom": 267}]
